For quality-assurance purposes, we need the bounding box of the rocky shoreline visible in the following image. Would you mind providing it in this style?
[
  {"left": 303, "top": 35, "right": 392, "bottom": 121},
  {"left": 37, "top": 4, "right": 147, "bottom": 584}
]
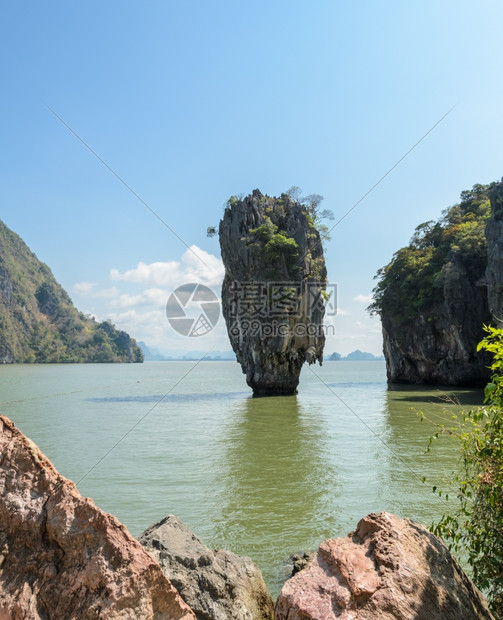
[{"left": 0, "top": 416, "right": 494, "bottom": 619}]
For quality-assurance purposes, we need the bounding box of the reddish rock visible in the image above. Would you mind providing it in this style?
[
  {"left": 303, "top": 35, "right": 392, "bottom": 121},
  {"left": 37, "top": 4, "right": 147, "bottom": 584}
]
[
  {"left": 275, "top": 512, "right": 494, "bottom": 620},
  {"left": 0, "top": 415, "right": 195, "bottom": 619}
]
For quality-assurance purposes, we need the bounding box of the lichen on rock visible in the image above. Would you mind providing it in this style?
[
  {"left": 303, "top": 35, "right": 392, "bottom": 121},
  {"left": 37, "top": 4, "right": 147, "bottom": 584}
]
[{"left": 219, "top": 189, "right": 328, "bottom": 395}]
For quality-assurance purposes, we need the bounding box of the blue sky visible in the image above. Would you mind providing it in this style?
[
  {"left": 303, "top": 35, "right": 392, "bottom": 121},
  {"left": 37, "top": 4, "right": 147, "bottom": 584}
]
[{"left": 1, "top": 1, "right": 503, "bottom": 355}]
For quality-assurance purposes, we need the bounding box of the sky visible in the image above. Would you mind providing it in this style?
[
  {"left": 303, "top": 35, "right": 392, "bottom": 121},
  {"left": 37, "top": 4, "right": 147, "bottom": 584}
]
[{"left": 1, "top": 1, "right": 503, "bottom": 356}]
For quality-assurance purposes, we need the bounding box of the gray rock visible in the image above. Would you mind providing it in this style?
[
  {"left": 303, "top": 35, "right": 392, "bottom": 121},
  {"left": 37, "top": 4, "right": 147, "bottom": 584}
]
[
  {"left": 218, "top": 190, "right": 327, "bottom": 395},
  {"left": 139, "top": 515, "right": 274, "bottom": 620},
  {"left": 291, "top": 552, "right": 316, "bottom": 576},
  {"left": 379, "top": 189, "right": 496, "bottom": 386}
]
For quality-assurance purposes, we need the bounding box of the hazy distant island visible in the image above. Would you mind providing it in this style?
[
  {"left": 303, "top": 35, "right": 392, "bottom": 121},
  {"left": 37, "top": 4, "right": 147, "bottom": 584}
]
[
  {"left": 139, "top": 343, "right": 383, "bottom": 363},
  {"left": 138, "top": 342, "right": 236, "bottom": 362},
  {"left": 0, "top": 219, "right": 143, "bottom": 363},
  {"left": 328, "top": 350, "right": 384, "bottom": 361},
  {"left": 140, "top": 347, "right": 385, "bottom": 362}
]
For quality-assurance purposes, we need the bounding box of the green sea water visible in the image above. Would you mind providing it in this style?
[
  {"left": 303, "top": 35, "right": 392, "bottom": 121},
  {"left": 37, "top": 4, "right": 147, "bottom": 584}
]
[{"left": 0, "top": 361, "right": 483, "bottom": 597}]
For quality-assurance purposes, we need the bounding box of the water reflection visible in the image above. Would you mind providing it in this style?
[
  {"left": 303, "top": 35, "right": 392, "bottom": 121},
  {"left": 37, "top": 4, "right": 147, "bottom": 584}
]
[
  {"left": 380, "top": 385, "right": 484, "bottom": 524},
  {"left": 86, "top": 391, "right": 246, "bottom": 403},
  {"left": 386, "top": 383, "right": 484, "bottom": 407},
  {"left": 210, "top": 395, "right": 337, "bottom": 594}
]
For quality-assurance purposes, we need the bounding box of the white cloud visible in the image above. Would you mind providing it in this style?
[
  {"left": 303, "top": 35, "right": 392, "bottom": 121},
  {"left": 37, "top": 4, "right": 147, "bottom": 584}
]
[
  {"left": 353, "top": 293, "right": 373, "bottom": 304},
  {"left": 73, "top": 282, "right": 120, "bottom": 299},
  {"left": 108, "top": 288, "right": 169, "bottom": 309},
  {"left": 78, "top": 245, "right": 383, "bottom": 356},
  {"left": 106, "top": 309, "right": 165, "bottom": 326},
  {"left": 80, "top": 246, "right": 227, "bottom": 352},
  {"left": 105, "top": 309, "right": 168, "bottom": 344},
  {"left": 110, "top": 245, "right": 224, "bottom": 288},
  {"left": 110, "top": 261, "right": 178, "bottom": 285},
  {"left": 73, "top": 282, "right": 95, "bottom": 295},
  {"left": 105, "top": 306, "right": 231, "bottom": 352},
  {"left": 323, "top": 309, "right": 383, "bottom": 356},
  {"left": 336, "top": 308, "right": 350, "bottom": 316}
]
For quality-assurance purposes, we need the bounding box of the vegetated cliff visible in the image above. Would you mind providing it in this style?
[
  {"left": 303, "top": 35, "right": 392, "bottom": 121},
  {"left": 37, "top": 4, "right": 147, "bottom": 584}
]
[
  {"left": 486, "top": 179, "right": 503, "bottom": 324},
  {"left": 0, "top": 219, "right": 143, "bottom": 363},
  {"left": 219, "top": 190, "right": 327, "bottom": 395},
  {"left": 369, "top": 182, "right": 500, "bottom": 385}
]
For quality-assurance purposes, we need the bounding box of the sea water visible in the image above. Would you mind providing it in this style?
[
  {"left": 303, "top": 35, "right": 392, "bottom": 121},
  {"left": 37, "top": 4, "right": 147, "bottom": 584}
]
[{"left": 0, "top": 361, "right": 482, "bottom": 597}]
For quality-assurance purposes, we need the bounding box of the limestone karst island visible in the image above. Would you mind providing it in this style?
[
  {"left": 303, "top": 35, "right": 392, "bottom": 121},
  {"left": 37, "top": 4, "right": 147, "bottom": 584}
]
[
  {"left": 370, "top": 179, "right": 503, "bottom": 386},
  {"left": 219, "top": 189, "right": 327, "bottom": 395}
]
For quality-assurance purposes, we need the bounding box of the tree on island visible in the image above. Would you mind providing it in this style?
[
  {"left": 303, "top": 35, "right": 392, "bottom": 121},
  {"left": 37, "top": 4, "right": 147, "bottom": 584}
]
[
  {"left": 207, "top": 187, "right": 335, "bottom": 246},
  {"left": 284, "top": 186, "right": 334, "bottom": 245}
]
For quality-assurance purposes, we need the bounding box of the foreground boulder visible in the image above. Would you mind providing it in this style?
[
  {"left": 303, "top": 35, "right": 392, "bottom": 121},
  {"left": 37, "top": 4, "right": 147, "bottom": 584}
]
[
  {"left": 275, "top": 512, "right": 494, "bottom": 620},
  {"left": 0, "top": 415, "right": 195, "bottom": 619},
  {"left": 219, "top": 190, "right": 327, "bottom": 395},
  {"left": 139, "top": 515, "right": 274, "bottom": 620}
]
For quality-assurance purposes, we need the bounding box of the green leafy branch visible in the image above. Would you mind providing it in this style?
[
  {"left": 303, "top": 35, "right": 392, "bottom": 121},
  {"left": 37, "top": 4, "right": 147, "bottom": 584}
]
[{"left": 422, "top": 325, "right": 503, "bottom": 615}]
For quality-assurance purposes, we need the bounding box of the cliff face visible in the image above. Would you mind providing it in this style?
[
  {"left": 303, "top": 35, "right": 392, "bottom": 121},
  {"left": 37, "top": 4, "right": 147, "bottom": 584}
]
[
  {"left": 381, "top": 257, "right": 491, "bottom": 385},
  {"left": 0, "top": 219, "right": 143, "bottom": 363},
  {"left": 486, "top": 180, "right": 503, "bottom": 324},
  {"left": 371, "top": 183, "right": 496, "bottom": 385},
  {"left": 219, "top": 190, "right": 327, "bottom": 395}
]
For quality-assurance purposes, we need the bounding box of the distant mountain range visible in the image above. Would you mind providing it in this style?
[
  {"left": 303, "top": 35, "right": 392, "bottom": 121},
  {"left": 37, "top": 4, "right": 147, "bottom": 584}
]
[
  {"left": 0, "top": 219, "right": 143, "bottom": 363},
  {"left": 138, "top": 342, "right": 236, "bottom": 361},
  {"left": 139, "top": 342, "right": 382, "bottom": 362},
  {"left": 328, "top": 350, "right": 384, "bottom": 361}
]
